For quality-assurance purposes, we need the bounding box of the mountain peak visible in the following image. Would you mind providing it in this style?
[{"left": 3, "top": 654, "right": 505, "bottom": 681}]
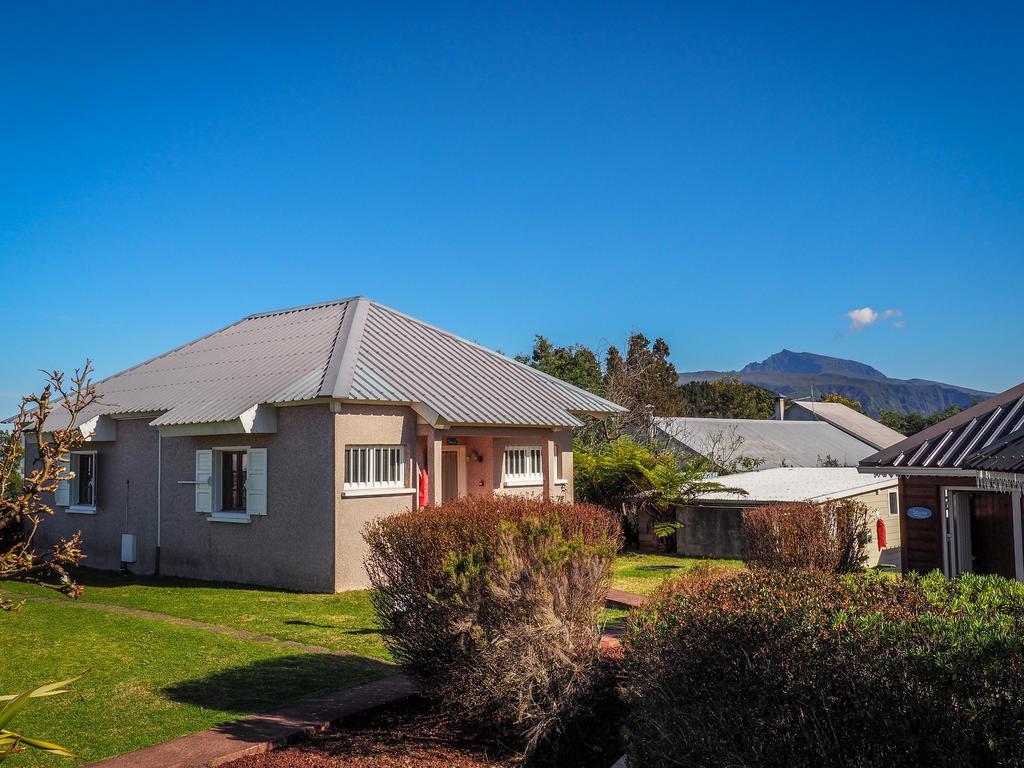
[{"left": 741, "top": 350, "right": 887, "bottom": 381}]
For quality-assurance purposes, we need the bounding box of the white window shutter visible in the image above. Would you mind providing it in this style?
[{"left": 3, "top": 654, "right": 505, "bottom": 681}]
[
  {"left": 55, "top": 457, "right": 70, "bottom": 507},
  {"left": 247, "top": 448, "right": 267, "bottom": 515},
  {"left": 195, "top": 449, "right": 213, "bottom": 514}
]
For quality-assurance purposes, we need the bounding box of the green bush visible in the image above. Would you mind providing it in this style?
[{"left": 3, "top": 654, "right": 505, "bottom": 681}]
[
  {"left": 363, "top": 496, "right": 622, "bottom": 761},
  {"left": 621, "top": 569, "right": 1024, "bottom": 768}
]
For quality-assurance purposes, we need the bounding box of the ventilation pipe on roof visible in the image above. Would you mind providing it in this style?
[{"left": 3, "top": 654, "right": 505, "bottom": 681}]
[{"left": 776, "top": 397, "right": 787, "bottom": 421}]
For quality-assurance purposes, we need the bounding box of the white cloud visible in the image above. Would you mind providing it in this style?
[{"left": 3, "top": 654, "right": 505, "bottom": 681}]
[{"left": 847, "top": 306, "right": 903, "bottom": 331}]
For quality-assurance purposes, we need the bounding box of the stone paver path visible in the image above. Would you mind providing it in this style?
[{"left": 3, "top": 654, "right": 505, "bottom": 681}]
[{"left": 87, "top": 675, "right": 417, "bottom": 768}]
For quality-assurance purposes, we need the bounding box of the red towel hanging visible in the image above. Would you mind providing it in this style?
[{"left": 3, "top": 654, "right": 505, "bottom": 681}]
[
  {"left": 418, "top": 467, "right": 430, "bottom": 507},
  {"left": 876, "top": 517, "right": 887, "bottom": 549}
]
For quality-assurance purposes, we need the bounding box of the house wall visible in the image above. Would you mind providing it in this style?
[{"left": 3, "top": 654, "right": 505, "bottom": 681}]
[
  {"left": 334, "top": 403, "right": 419, "bottom": 591},
  {"left": 32, "top": 405, "right": 338, "bottom": 592},
  {"left": 899, "top": 475, "right": 976, "bottom": 574},
  {"left": 31, "top": 402, "right": 579, "bottom": 593},
  {"left": 159, "top": 404, "right": 337, "bottom": 591},
  {"left": 29, "top": 416, "right": 160, "bottom": 574},
  {"left": 858, "top": 486, "right": 903, "bottom": 570}
]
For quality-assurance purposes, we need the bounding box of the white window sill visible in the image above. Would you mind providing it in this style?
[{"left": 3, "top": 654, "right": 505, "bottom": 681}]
[
  {"left": 504, "top": 480, "right": 544, "bottom": 488},
  {"left": 554, "top": 479, "right": 569, "bottom": 486},
  {"left": 208, "top": 512, "right": 252, "bottom": 524},
  {"left": 342, "top": 487, "right": 416, "bottom": 498},
  {"left": 67, "top": 505, "right": 97, "bottom": 515}
]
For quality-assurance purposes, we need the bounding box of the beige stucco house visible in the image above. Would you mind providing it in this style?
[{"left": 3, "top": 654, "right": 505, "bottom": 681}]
[{"left": 28, "top": 297, "right": 624, "bottom": 591}]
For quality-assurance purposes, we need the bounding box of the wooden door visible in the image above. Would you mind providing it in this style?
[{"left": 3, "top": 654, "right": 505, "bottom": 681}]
[
  {"left": 969, "top": 493, "right": 1016, "bottom": 579},
  {"left": 441, "top": 451, "right": 460, "bottom": 502}
]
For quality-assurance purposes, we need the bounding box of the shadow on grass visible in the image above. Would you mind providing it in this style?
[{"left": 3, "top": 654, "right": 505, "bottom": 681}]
[
  {"left": 636, "top": 565, "right": 683, "bottom": 572},
  {"left": 162, "top": 653, "right": 395, "bottom": 715},
  {"left": 66, "top": 566, "right": 312, "bottom": 594},
  {"left": 283, "top": 619, "right": 382, "bottom": 637}
]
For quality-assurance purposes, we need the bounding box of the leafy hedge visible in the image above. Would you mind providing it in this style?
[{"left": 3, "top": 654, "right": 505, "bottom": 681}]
[
  {"left": 363, "top": 496, "right": 622, "bottom": 761},
  {"left": 742, "top": 499, "right": 870, "bottom": 572},
  {"left": 621, "top": 568, "right": 1024, "bottom": 768}
]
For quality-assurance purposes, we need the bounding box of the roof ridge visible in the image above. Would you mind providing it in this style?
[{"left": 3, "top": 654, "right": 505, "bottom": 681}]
[
  {"left": 326, "top": 297, "right": 371, "bottom": 398},
  {"left": 245, "top": 296, "right": 366, "bottom": 320}
]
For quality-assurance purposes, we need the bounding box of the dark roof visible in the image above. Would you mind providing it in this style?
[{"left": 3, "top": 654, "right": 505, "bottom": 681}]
[
  {"left": 26, "top": 297, "right": 625, "bottom": 431},
  {"left": 860, "top": 382, "right": 1024, "bottom": 470},
  {"left": 965, "top": 428, "right": 1024, "bottom": 472}
]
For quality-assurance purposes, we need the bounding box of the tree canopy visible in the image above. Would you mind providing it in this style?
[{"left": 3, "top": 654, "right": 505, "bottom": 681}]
[
  {"left": 879, "top": 404, "right": 965, "bottom": 436},
  {"left": 678, "top": 375, "right": 776, "bottom": 419}
]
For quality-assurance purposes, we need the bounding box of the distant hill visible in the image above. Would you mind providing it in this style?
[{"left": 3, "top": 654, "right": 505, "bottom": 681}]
[{"left": 679, "top": 350, "right": 992, "bottom": 417}]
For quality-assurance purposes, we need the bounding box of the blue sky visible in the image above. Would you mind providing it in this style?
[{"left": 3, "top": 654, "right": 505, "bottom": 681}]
[{"left": 2, "top": 2, "right": 1022, "bottom": 415}]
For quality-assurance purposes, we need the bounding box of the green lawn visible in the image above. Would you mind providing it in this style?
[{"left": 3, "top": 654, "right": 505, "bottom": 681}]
[
  {"left": 3, "top": 569, "right": 389, "bottom": 660},
  {"left": 611, "top": 550, "right": 743, "bottom": 596},
  {"left": 0, "top": 571, "right": 392, "bottom": 766},
  {"left": 0, "top": 555, "right": 735, "bottom": 765}
]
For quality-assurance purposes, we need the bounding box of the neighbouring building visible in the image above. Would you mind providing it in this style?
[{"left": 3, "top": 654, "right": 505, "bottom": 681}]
[
  {"left": 773, "top": 398, "right": 905, "bottom": 451},
  {"left": 639, "top": 467, "right": 900, "bottom": 569},
  {"left": 23, "top": 297, "right": 624, "bottom": 591},
  {"left": 652, "top": 415, "right": 882, "bottom": 470},
  {"left": 859, "top": 382, "right": 1024, "bottom": 581}
]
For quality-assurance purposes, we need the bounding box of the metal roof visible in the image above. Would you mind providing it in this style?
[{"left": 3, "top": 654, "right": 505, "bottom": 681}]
[
  {"left": 860, "top": 381, "right": 1024, "bottom": 471},
  {"left": 654, "top": 417, "right": 879, "bottom": 469},
  {"left": 34, "top": 297, "right": 625, "bottom": 431},
  {"left": 787, "top": 401, "right": 905, "bottom": 450},
  {"left": 699, "top": 467, "right": 897, "bottom": 504},
  {"left": 965, "top": 427, "right": 1024, "bottom": 472}
]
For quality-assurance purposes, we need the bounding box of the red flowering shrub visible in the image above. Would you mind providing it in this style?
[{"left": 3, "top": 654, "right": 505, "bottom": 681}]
[
  {"left": 363, "top": 496, "right": 622, "bottom": 761},
  {"left": 741, "top": 499, "right": 870, "bottom": 572}
]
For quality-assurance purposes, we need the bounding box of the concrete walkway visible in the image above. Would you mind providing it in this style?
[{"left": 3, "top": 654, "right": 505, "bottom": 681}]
[{"left": 88, "top": 675, "right": 417, "bottom": 768}]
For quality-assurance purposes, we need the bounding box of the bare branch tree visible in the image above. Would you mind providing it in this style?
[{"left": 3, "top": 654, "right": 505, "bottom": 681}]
[{"left": 1, "top": 363, "right": 98, "bottom": 610}]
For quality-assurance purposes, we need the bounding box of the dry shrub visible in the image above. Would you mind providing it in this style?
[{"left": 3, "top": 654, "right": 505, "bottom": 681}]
[
  {"left": 621, "top": 569, "right": 1024, "bottom": 768},
  {"left": 363, "top": 496, "right": 622, "bottom": 762},
  {"left": 741, "top": 499, "right": 869, "bottom": 573}
]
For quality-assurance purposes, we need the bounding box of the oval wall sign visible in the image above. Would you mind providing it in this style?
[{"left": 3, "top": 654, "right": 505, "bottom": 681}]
[{"left": 907, "top": 506, "right": 933, "bottom": 520}]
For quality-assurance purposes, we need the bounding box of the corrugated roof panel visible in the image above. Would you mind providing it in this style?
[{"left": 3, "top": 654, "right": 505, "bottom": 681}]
[
  {"left": 32, "top": 296, "right": 623, "bottom": 431},
  {"left": 966, "top": 428, "right": 1024, "bottom": 472},
  {"left": 654, "top": 417, "right": 878, "bottom": 469},
  {"left": 861, "top": 382, "right": 1024, "bottom": 470},
  {"left": 787, "top": 401, "right": 905, "bottom": 450}
]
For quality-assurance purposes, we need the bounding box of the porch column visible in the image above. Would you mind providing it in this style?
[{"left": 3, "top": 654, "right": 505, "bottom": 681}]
[
  {"left": 542, "top": 436, "right": 553, "bottom": 502},
  {"left": 427, "top": 431, "right": 443, "bottom": 506},
  {"left": 1014, "top": 491, "right": 1023, "bottom": 582}
]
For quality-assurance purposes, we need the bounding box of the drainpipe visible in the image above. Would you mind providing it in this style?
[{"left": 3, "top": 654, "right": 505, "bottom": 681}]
[{"left": 155, "top": 432, "right": 161, "bottom": 577}]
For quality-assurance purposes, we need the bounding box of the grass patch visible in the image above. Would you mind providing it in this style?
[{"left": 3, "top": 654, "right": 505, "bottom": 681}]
[
  {"left": 0, "top": 599, "right": 390, "bottom": 766},
  {"left": 3, "top": 568, "right": 388, "bottom": 660},
  {"left": 611, "top": 550, "right": 743, "bottom": 596}
]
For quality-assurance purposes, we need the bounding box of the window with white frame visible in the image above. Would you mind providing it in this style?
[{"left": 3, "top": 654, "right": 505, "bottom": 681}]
[
  {"left": 194, "top": 447, "right": 267, "bottom": 519},
  {"left": 344, "top": 446, "right": 405, "bottom": 490},
  {"left": 504, "top": 446, "right": 543, "bottom": 485},
  {"left": 64, "top": 452, "right": 97, "bottom": 510},
  {"left": 888, "top": 490, "right": 899, "bottom": 517}
]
